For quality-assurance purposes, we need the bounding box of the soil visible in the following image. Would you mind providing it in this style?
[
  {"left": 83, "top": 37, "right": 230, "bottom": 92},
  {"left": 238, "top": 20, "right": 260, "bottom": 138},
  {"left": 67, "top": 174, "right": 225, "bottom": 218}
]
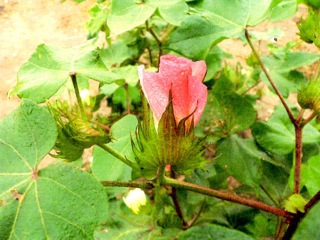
[{"left": 0, "top": 0, "right": 97, "bottom": 119}]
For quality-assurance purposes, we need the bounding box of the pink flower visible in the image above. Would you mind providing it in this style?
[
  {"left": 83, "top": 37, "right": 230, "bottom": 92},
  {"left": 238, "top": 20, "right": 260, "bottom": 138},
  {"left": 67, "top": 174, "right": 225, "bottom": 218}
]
[{"left": 139, "top": 54, "right": 207, "bottom": 129}]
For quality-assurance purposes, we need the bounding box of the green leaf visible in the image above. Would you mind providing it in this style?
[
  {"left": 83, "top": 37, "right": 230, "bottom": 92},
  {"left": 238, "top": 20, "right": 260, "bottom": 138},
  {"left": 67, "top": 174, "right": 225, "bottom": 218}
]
[
  {"left": 292, "top": 201, "right": 320, "bottom": 239},
  {"left": 92, "top": 114, "right": 138, "bottom": 181},
  {"left": 0, "top": 99, "right": 57, "bottom": 170},
  {"left": 0, "top": 100, "right": 108, "bottom": 239},
  {"left": 0, "top": 163, "right": 108, "bottom": 239},
  {"left": 86, "top": 3, "right": 108, "bottom": 35},
  {"left": 252, "top": 106, "right": 320, "bottom": 155},
  {"left": 147, "top": 0, "right": 188, "bottom": 26},
  {"left": 284, "top": 194, "right": 307, "bottom": 213},
  {"left": 10, "top": 43, "right": 120, "bottom": 103},
  {"left": 166, "top": 0, "right": 278, "bottom": 59},
  {"left": 198, "top": 77, "right": 256, "bottom": 141},
  {"left": 107, "top": 0, "right": 156, "bottom": 35},
  {"left": 178, "top": 223, "right": 255, "bottom": 240},
  {"left": 99, "top": 41, "right": 132, "bottom": 69},
  {"left": 302, "top": 155, "right": 320, "bottom": 196},
  {"left": 165, "top": 15, "right": 227, "bottom": 60},
  {"left": 261, "top": 52, "right": 319, "bottom": 97},
  {"left": 216, "top": 135, "right": 263, "bottom": 188},
  {"left": 270, "top": 0, "right": 298, "bottom": 22}
]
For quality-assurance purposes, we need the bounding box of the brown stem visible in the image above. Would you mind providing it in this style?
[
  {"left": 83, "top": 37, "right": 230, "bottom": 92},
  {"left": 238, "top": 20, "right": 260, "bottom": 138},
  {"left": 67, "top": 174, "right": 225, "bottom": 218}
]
[
  {"left": 169, "top": 170, "right": 188, "bottom": 228},
  {"left": 163, "top": 177, "right": 295, "bottom": 220},
  {"left": 305, "top": 190, "right": 320, "bottom": 211},
  {"left": 146, "top": 21, "right": 162, "bottom": 67},
  {"left": 101, "top": 180, "right": 154, "bottom": 189},
  {"left": 294, "top": 126, "right": 303, "bottom": 194},
  {"left": 245, "top": 29, "right": 296, "bottom": 124}
]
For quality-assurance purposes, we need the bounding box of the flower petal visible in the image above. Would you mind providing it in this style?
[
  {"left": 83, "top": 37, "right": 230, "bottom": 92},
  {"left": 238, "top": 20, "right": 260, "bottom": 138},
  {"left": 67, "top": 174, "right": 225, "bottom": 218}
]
[{"left": 139, "top": 65, "right": 169, "bottom": 121}]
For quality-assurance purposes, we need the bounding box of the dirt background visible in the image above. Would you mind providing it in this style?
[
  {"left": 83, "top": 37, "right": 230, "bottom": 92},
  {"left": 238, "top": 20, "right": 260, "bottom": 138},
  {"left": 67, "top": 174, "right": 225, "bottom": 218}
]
[{"left": 0, "top": 1, "right": 318, "bottom": 120}]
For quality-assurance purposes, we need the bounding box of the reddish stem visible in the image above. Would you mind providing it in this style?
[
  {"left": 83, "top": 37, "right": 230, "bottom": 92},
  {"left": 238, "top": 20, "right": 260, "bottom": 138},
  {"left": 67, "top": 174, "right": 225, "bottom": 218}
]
[{"left": 294, "top": 126, "right": 303, "bottom": 194}]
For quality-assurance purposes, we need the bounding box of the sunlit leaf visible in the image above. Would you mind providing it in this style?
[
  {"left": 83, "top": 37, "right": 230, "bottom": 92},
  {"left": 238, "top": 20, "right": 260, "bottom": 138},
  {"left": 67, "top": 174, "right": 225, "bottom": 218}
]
[
  {"left": 92, "top": 114, "right": 138, "bottom": 181},
  {"left": 166, "top": 0, "right": 279, "bottom": 59},
  {"left": 107, "top": 0, "right": 156, "bottom": 35},
  {"left": 10, "top": 43, "right": 120, "bottom": 103}
]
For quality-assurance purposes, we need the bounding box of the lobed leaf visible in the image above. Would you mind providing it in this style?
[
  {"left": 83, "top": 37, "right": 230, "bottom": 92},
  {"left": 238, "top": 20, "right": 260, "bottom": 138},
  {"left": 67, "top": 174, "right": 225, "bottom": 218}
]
[{"left": 0, "top": 100, "right": 108, "bottom": 239}]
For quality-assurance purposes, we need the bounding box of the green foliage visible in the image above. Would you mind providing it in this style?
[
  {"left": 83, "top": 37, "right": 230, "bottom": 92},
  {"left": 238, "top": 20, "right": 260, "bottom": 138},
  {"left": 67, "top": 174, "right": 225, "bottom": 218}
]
[
  {"left": 292, "top": 201, "right": 320, "bottom": 239},
  {"left": 216, "top": 135, "right": 264, "bottom": 189},
  {"left": 178, "top": 223, "right": 254, "bottom": 240},
  {"left": 284, "top": 194, "right": 307, "bottom": 213},
  {"left": 301, "top": 155, "right": 320, "bottom": 196},
  {"left": 0, "top": 100, "right": 108, "bottom": 239},
  {"left": 252, "top": 106, "right": 320, "bottom": 155},
  {"left": 9, "top": 43, "right": 121, "bottom": 103},
  {"left": 261, "top": 49, "right": 319, "bottom": 97},
  {"left": 92, "top": 114, "right": 138, "bottom": 181},
  {"left": 198, "top": 76, "right": 256, "bottom": 142},
  {"left": 166, "top": 0, "right": 280, "bottom": 59},
  {"left": 298, "top": 8, "right": 320, "bottom": 47}
]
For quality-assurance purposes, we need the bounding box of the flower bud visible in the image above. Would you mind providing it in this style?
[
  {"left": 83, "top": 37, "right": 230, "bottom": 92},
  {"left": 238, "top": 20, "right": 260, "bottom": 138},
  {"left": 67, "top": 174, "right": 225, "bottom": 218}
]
[
  {"left": 298, "top": 79, "right": 320, "bottom": 113},
  {"left": 123, "top": 188, "right": 147, "bottom": 214}
]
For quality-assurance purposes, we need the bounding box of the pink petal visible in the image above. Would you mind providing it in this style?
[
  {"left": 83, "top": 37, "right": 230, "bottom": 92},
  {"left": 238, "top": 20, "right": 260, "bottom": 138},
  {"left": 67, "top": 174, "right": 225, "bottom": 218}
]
[
  {"left": 139, "top": 65, "right": 169, "bottom": 122},
  {"left": 139, "top": 55, "right": 208, "bottom": 128}
]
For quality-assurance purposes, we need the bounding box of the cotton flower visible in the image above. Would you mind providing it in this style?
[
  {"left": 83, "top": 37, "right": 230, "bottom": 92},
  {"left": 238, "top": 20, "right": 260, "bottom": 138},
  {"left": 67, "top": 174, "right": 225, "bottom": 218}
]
[
  {"left": 138, "top": 54, "right": 207, "bottom": 130},
  {"left": 123, "top": 188, "right": 147, "bottom": 214}
]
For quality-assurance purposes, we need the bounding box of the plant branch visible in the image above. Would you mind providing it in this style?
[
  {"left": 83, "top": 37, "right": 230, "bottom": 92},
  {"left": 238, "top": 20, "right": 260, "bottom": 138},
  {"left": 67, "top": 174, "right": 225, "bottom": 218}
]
[
  {"left": 101, "top": 180, "right": 154, "bottom": 189},
  {"left": 169, "top": 170, "right": 188, "bottom": 228},
  {"left": 245, "top": 29, "right": 296, "bottom": 124},
  {"left": 163, "top": 176, "right": 295, "bottom": 220},
  {"left": 70, "top": 72, "right": 87, "bottom": 120},
  {"left": 97, "top": 143, "right": 140, "bottom": 170},
  {"left": 146, "top": 21, "right": 162, "bottom": 67},
  {"left": 294, "top": 126, "right": 303, "bottom": 194},
  {"left": 188, "top": 200, "right": 205, "bottom": 228}
]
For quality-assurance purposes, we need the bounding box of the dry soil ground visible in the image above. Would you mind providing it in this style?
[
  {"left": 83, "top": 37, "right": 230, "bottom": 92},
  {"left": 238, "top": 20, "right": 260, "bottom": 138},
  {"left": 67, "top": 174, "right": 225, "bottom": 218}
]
[{"left": 0, "top": 0, "right": 97, "bottom": 119}]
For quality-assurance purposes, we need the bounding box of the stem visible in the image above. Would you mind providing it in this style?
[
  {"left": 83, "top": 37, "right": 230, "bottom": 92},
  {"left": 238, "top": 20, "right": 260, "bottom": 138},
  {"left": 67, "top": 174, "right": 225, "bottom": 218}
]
[
  {"left": 245, "top": 29, "right": 296, "bottom": 124},
  {"left": 146, "top": 21, "right": 162, "bottom": 67},
  {"left": 101, "top": 180, "right": 154, "bottom": 189},
  {"left": 163, "top": 177, "right": 294, "bottom": 220},
  {"left": 169, "top": 170, "right": 188, "bottom": 228},
  {"left": 70, "top": 72, "right": 86, "bottom": 120},
  {"left": 294, "top": 126, "right": 303, "bottom": 194},
  {"left": 305, "top": 190, "right": 320, "bottom": 211},
  {"left": 97, "top": 143, "right": 140, "bottom": 170},
  {"left": 188, "top": 200, "right": 205, "bottom": 228}
]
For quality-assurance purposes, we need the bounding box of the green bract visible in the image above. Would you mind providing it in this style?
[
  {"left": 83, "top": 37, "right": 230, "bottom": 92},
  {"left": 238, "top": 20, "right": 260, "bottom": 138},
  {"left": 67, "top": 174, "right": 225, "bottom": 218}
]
[
  {"left": 48, "top": 100, "right": 110, "bottom": 162},
  {"left": 132, "top": 96, "right": 206, "bottom": 179},
  {"left": 298, "top": 79, "right": 320, "bottom": 113}
]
